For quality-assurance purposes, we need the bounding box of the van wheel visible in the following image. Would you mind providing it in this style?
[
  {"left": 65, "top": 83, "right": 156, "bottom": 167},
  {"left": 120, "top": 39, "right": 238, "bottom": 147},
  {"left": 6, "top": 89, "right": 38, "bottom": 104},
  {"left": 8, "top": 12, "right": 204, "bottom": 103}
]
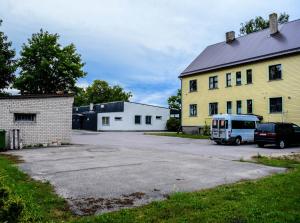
[
  {"left": 235, "top": 137, "right": 242, "bottom": 145},
  {"left": 278, "top": 140, "right": 285, "bottom": 149}
]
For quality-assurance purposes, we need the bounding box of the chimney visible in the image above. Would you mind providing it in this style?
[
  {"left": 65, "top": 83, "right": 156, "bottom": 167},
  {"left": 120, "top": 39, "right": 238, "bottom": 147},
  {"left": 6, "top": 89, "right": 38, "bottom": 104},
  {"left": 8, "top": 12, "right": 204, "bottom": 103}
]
[
  {"left": 269, "top": 13, "right": 278, "bottom": 35},
  {"left": 226, "top": 31, "right": 235, "bottom": 43},
  {"left": 89, "top": 103, "right": 94, "bottom": 111}
]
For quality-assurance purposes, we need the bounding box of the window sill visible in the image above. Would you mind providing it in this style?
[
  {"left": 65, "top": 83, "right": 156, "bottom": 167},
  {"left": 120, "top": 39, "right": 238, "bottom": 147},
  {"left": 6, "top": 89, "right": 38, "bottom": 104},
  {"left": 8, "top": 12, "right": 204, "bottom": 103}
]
[
  {"left": 208, "top": 88, "right": 219, "bottom": 90},
  {"left": 245, "top": 83, "right": 253, "bottom": 85},
  {"left": 269, "top": 112, "right": 283, "bottom": 114},
  {"left": 268, "top": 78, "right": 283, "bottom": 82},
  {"left": 235, "top": 84, "right": 242, "bottom": 86},
  {"left": 14, "top": 121, "right": 36, "bottom": 124},
  {"left": 189, "top": 90, "right": 198, "bottom": 93},
  {"left": 189, "top": 116, "right": 198, "bottom": 117},
  {"left": 225, "top": 85, "right": 232, "bottom": 88}
]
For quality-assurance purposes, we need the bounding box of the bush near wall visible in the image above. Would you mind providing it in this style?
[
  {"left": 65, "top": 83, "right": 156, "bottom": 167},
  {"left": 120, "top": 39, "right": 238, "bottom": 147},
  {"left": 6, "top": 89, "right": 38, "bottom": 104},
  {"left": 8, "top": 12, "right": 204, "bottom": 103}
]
[{"left": 166, "top": 118, "right": 180, "bottom": 131}]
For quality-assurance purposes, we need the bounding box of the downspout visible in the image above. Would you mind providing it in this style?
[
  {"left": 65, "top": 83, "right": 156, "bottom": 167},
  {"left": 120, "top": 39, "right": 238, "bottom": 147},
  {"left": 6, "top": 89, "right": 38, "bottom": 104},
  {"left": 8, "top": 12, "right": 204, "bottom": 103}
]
[{"left": 180, "top": 77, "right": 183, "bottom": 132}]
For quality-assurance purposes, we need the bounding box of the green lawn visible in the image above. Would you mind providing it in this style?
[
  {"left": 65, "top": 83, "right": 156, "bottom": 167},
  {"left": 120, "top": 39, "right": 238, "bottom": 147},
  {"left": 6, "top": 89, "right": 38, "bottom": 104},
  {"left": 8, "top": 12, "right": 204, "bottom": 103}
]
[
  {"left": 0, "top": 154, "right": 75, "bottom": 222},
  {"left": 0, "top": 153, "right": 300, "bottom": 222},
  {"left": 144, "top": 132, "right": 210, "bottom": 139}
]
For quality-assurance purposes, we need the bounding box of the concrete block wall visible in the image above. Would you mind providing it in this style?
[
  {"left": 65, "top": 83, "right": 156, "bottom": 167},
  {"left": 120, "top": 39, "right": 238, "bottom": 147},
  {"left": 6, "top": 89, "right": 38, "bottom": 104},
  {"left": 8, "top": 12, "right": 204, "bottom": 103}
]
[{"left": 0, "top": 96, "right": 74, "bottom": 147}]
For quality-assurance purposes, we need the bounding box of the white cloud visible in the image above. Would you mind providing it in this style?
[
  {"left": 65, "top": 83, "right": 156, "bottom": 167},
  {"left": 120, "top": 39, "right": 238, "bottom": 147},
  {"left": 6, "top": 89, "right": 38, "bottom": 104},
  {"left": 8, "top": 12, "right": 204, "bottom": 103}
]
[
  {"left": 4, "top": 88, "right": 19, "bottom": 95},
  {"left": 1, "top": 0, "right": 299, "bottom": 105},
  {"left": 76, "top": 80, "right": 89, "bottom": 89},
  {"left": 132, "top": 88, "right": 175, "bottom": 107}
]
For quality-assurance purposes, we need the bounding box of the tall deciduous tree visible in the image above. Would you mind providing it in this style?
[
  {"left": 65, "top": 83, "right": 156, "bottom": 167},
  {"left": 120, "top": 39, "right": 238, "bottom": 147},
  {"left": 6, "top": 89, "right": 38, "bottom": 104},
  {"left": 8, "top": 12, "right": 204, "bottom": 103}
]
[
  {"left": 168, "top": 89, "right": 181, "bottom": 110},
  {"left": 73, "top": 87, "right": 87, "bottom": 106},
  {"left": 0, "top": 19, "right": 16, "bottom": 94},
  {"left": 240, "top": 13, "right": 289, "bottom": 35},
  {"left": 14, "top": 30, "right": 86, "bottom": 94},
  {"left": 80, "top": 80, "right": 132, "bottom": 105}
]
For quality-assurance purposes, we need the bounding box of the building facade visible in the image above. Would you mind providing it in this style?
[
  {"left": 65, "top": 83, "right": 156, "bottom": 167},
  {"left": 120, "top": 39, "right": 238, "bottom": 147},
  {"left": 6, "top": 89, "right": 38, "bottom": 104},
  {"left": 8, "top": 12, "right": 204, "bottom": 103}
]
[
  {"left": 73, "top": 101, "right": 170, "bottom": 131},
  {"left": 0, "top": 95, "right": 74, "bottom": 147},
  {"left": 180, "top": 14, "right": 300, "bottom": 134}
]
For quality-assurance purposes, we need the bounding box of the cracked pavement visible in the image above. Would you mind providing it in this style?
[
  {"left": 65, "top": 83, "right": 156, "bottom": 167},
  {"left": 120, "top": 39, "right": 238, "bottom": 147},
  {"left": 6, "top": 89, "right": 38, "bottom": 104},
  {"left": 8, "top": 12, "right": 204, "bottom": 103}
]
[{"left": 6, "top": 131, "right": 300, "bottom": 215}]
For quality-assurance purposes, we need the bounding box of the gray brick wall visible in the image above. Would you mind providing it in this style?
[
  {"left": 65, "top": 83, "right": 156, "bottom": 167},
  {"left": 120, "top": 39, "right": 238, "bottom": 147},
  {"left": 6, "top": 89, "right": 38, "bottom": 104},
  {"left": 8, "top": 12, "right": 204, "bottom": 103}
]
[{"left": 0, "top": 96, "right": 74, "bottom": 147}]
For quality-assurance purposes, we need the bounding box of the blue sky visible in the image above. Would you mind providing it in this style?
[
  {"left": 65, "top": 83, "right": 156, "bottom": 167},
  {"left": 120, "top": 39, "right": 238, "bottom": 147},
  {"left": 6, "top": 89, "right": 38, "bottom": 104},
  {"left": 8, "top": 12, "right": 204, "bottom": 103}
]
[{"left": 1, "top": 0, "right": 300, "bottom": 106}]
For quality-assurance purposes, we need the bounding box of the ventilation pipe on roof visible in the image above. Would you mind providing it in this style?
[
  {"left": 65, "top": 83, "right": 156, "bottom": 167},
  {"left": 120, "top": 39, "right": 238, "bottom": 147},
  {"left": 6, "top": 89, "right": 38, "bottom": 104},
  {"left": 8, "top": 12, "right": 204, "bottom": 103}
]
[
  {"left": 89, "top": 103, "right": 94, "bottom": 111},
  {"left": 269, "top": 13, "right": 278, "bottom": 35},
  {"left": 226, "top": 31, "right": 235, "bottom": 43}
]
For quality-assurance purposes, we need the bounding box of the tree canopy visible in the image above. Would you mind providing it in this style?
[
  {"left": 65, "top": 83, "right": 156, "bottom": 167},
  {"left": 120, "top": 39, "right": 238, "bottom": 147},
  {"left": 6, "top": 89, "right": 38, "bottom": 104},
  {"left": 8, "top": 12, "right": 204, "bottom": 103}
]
[
  {"left": 0, "top": 19, "right": 16, "bottom": 94},
  {"left": 167, "top": 89, "right": 181, "bottom": 110},
  {"left": 14, "top": 30, "right": 86, "bottom": 94},
  {"left": 74, "top": 80, "right": 132, "bottom": 106},
  {"left": 240, "top": 13, "right": 289, "bottom": 35}
]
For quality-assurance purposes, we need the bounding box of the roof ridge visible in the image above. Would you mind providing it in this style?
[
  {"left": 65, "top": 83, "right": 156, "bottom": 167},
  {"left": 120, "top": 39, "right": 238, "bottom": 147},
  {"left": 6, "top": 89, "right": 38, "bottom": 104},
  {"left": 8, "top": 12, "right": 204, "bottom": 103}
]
[
  {"left": 181, "top": 18, "right": 300, "bottom": 76},
  {"left": 206, "top": 18, "right": 300, "bottom": 48}
]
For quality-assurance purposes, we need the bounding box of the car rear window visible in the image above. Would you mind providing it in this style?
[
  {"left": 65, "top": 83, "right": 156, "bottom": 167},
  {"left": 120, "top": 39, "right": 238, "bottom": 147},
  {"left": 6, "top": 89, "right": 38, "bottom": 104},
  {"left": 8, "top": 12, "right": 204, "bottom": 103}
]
[{"left": 257, "top": 123, "right": 275, "bottom": 132}]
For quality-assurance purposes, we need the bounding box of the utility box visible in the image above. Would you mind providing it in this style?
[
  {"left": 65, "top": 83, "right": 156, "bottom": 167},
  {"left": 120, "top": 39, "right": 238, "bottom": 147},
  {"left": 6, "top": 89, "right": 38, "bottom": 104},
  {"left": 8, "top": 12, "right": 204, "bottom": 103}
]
[{"left": 0, "top": 130, "right": 6, "bottom": 150}]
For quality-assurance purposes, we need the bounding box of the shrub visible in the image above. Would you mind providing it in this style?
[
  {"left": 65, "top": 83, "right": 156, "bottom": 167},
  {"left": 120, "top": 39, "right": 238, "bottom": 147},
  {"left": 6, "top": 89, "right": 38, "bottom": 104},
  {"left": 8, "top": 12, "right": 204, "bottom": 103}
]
[
  {"left": 166, "top": 118, "right": 180, "bottom": 132},
  {"left": 202, "top": 124, "right": 211, "bottom": 136}
]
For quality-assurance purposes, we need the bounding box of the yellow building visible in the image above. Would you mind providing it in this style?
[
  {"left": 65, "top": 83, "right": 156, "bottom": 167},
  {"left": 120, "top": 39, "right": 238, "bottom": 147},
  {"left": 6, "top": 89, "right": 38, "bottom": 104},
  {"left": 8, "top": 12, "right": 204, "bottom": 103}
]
[{"left": 180, "top": 14, "right": 300, "bottom": 134}]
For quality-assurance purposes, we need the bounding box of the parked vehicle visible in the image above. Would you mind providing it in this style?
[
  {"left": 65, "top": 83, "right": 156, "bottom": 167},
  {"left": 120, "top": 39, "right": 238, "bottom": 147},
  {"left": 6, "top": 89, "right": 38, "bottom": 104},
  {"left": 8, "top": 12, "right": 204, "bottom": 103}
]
[
  {"left": 254, "top": 122, "right": 300, "bottom": 149},
  {"left": 211, "top": 114, "right": 259, "bottom": 145}
]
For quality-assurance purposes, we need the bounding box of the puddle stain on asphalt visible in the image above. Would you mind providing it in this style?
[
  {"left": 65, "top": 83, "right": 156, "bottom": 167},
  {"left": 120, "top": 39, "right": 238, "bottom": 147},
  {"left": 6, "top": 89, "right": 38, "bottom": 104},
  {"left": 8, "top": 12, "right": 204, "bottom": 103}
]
[{"left": 70, "top": 192, "right": 147, "bottom": 215}]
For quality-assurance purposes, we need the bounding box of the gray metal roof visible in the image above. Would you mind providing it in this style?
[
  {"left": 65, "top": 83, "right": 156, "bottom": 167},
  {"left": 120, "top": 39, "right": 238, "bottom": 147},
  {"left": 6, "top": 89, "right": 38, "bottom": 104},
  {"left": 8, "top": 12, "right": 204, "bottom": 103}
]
[{"left": 180, "top": 19, "right": 300, "bottom": 77}]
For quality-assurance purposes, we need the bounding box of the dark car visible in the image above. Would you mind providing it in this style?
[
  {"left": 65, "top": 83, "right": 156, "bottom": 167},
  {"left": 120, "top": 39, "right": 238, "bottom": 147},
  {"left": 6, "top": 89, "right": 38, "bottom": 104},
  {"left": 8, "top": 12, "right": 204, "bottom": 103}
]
[{"left": 254, "top": 122, "right": 300, "bottom": 149}]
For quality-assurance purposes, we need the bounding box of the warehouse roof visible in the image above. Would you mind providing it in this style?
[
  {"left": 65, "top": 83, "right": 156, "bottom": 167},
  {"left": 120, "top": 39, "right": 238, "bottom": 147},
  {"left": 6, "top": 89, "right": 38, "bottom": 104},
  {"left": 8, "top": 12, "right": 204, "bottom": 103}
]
[{"left": 180, "top": 19, "right": 300, "bottom": 77}]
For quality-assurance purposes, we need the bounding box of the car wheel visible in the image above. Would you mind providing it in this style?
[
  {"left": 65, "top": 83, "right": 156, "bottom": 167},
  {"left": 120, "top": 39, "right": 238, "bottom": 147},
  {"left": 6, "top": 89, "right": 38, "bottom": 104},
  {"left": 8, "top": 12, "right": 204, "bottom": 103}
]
[
  {"left": 216, "top": 142, "right": 221, "bottom": 145},
  {"left": 258, "top": 143, "right": 264, "bottom": 148},
  {"left": 235, "top": 137, "right": 241, "bottom": 145},
  {"left": 278, "top": 140, "right": 285, "bottom": 149}
]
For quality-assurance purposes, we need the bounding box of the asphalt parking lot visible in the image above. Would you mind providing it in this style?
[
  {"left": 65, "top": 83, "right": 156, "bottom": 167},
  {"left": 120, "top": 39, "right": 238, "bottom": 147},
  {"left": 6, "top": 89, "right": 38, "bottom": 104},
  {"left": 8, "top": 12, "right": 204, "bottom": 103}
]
[{"left": 7, "top": 131, "right": 300, "bottom": 215}]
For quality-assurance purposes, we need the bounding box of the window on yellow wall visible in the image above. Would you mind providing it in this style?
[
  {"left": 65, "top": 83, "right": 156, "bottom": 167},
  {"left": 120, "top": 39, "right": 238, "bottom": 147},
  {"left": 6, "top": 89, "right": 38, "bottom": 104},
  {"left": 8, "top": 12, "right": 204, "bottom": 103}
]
[
  {"left": 209, "top": 76, "right": 218, "bottom": 89},
  {"left": 189, "top": 80, "right": 197, "bottom": 92},
  {"left": 269, "top": 97, "right": 282, "bottom": 113},
  {"left": 236, "top": 72, "right": 242, "bottom": 85},
  {"left": 247, "top": 100, "right": 253, "bottom": 114},
  {"left": 189, "top": 104, "right": 197, "bottom": 116},
  {"left": 246, "top": 69, "right": 252, "bottom": 84},
  {"left": 209, "top": 103, "right": 218, "bottom": 116},
  {"left": 227, "top": 101, "right": 232, "bottom": 114},
  {"left": 236, "top": 101, "right": 242, "bottom": 114},
  {"left": 226, "top": 73, "right": 231, "bottom": 87},
  {"left": 269, "top": 64, "right": 282, "bottom": 80}
]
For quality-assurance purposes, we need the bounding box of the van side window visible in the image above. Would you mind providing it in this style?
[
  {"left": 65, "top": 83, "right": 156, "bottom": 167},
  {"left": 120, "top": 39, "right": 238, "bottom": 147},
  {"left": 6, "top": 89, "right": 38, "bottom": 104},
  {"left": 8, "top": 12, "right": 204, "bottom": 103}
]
[{"left": 232, "top": 120, "right": 255, "bottom": 129}]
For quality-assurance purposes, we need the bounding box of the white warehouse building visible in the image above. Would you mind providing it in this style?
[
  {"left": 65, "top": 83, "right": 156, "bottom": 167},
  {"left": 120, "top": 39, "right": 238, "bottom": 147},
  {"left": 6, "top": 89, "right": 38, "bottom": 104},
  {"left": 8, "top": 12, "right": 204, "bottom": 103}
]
[{"left": 73, "top": 101, "right": 171, "bottom": 131}]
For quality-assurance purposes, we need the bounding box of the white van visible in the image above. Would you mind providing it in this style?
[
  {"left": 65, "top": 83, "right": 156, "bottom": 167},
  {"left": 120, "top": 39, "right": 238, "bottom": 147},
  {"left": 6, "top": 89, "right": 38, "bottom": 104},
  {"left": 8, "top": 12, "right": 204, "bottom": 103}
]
[{"left": 211, "top": 114, "right": 259, "bottom": 145}]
